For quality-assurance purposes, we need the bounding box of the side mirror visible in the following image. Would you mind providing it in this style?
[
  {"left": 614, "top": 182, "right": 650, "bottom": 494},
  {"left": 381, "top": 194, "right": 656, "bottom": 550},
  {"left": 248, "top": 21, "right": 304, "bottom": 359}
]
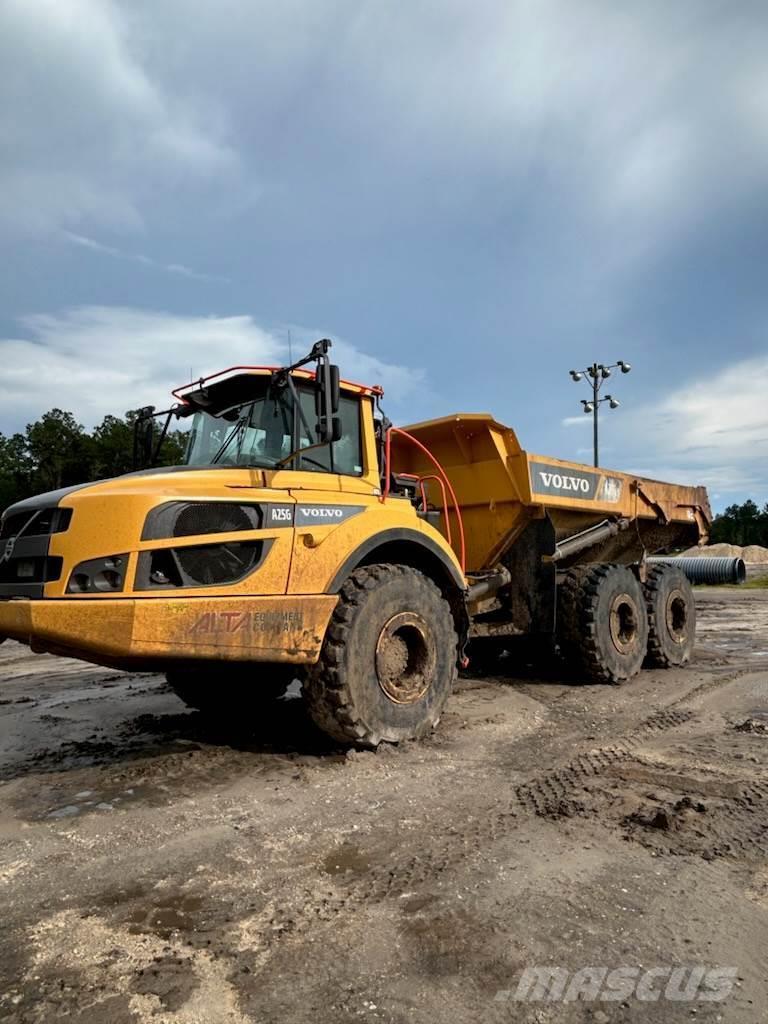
[
  {"left": 316, "top": 414, "right": 343, "bottom": 444},
  {"left": 329, "top": 364, "right": 340, "bottom": 412},
  {"left": 132, "top": 406, "right": 156, "bottom": 469},
  {"left": 315, "top": 363, "right": 342, "bottom": 442}
]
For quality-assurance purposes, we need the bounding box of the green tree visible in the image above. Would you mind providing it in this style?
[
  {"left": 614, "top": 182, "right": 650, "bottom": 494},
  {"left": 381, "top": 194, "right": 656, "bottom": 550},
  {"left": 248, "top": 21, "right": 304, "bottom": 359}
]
[
  {"left": 25, "top": 409, "right": 90, "bottom": 492},
  {"left": 157, "top": 427, "right": 188, "bottom": 466},
  {"left": 1, "top": 406, "right": 192, "bottom": 516},
  {"left": 710, "top": 500, "right": 768, "bottom": 547},
  {"left": 91, "top": 414, "right": 136, "bottom": 479},
  {"left": 0, "top": 433, "right": 32, "bottom": 510}
]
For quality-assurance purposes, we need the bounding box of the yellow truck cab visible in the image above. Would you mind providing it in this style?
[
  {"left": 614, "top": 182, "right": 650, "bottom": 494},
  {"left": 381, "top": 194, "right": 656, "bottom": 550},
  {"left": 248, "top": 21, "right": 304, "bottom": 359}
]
[
  {"left": 0, "top": 339, "right": 710, "bottom": 747},
  {"left": 0, "top": 341, "right": 467, "bottom": 745}
]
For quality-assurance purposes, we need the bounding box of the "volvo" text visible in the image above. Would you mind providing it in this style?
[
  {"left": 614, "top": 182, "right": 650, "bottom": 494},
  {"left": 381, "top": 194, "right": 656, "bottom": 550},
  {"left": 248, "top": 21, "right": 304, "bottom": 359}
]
[{"left": 539, "top": 472, "right": 590, "bottom": 493}]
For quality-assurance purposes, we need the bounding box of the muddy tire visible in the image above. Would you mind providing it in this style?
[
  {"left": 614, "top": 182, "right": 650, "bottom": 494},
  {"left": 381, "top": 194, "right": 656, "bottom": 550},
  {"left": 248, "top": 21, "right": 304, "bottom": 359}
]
[
  {"left": 303, "top": 564, "right": 457, "bottom": 747},
  {"left": 643, "top": 564, "right": 696, "bottom": 668},
  {"left": 557, "top": 563, "right": 648, "bottom": 684},
  {"left": 166, "top": 664, "right": 295, "bottom": 714}
]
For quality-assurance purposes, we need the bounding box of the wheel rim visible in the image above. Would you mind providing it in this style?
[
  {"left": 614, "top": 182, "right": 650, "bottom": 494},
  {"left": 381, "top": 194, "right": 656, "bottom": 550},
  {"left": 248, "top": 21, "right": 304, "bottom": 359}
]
[
  {"left": 665, "top": 589, "right": 688, "bottom": 644},
  {"left": 375, "top": 612, "right": 436, "bottom": 705},
  {"left": 609, "top": 593, "right": 639, "bottom": 654}
]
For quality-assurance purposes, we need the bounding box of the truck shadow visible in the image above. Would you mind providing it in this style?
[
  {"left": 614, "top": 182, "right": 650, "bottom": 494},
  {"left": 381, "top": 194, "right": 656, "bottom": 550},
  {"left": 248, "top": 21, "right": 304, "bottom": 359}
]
[
  {"left": 464, "top": 637, "right": 576, "bottom": 685},
  {"left": 128, "top": 695, "right": 341, "bottom": 758},
  {"left": 2, "top": 645, "right": 613, "bottom": 789},
  {"left": 1, "top": 693, "right": 345, "bottom": 786}
]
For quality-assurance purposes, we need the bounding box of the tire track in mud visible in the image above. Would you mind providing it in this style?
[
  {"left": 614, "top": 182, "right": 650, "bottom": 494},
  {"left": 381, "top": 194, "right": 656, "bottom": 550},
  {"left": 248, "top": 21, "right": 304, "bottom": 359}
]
[
  {"left": 27, "top": 681, "right": 763, "bottom": 995},
  {"left": 218, "top": 698, "right": 760, "bottom": 957}
]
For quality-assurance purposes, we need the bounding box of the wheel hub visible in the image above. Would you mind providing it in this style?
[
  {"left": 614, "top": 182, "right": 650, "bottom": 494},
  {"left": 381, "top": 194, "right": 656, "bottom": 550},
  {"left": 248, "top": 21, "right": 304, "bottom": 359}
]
[
  {"left": 376, "top": 612, "right": 436, "bottom": 704},
  {"left": 609, "top": 593, "right": 639, "bottom": 654},
  {"left": 665, "top": 589, "right": 688, "bottom": 643}
]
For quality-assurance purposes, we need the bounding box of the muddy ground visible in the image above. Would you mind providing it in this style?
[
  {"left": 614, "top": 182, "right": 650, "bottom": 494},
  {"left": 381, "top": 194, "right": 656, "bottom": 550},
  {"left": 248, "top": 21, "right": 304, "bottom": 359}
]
[{"left": 0, "top": 588, "right": 766, "bottom": 1023}]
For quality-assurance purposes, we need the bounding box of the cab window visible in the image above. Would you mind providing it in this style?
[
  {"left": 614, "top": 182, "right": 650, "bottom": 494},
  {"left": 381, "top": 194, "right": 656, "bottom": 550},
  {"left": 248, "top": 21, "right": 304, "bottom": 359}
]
[{"left": 297, "top": 390, "right": 363, "bottom": 476}]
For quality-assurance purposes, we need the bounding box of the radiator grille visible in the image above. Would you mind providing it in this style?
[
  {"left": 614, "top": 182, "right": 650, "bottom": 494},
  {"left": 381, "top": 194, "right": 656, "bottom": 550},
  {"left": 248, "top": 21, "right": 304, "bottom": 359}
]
[
  {"left": 0, "top": 507, "right": 72, "bottom": 539},
  {"left": 141, "top": 501, "right": 261, "bottom": 541}
]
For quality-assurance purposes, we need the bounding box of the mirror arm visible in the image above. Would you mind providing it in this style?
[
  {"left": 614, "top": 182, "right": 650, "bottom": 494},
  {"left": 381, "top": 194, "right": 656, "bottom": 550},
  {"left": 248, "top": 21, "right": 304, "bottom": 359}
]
[
  {"left": 132, "top": 404, "right": 188, "bottom": 470},
  {"left": 151, "top": 409, "right": 174, "bottom": 464},
  {"left": 284, "top": 373, "right": 316, "bottom": 445}
]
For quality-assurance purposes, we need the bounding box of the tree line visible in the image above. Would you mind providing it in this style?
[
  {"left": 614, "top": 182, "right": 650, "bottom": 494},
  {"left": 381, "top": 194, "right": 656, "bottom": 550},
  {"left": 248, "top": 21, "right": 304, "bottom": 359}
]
[
  {"left": 0, "top": 408, "right": 187, "bottom": 513},
  {"left": 709, "top": 500, "right": 768, "bottom": 548}
]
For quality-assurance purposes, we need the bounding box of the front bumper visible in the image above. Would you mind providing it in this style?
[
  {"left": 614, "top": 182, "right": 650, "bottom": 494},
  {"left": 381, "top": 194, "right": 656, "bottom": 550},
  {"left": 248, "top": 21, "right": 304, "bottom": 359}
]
[{"left": 0, "top": 595, "right": 337, "bottom": 670}]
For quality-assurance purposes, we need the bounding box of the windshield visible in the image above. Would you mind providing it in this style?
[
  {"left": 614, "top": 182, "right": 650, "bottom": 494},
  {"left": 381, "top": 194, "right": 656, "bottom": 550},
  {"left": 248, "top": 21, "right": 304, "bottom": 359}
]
[{"left": 184, "top": 377, "right": 363, "bottom": 476}]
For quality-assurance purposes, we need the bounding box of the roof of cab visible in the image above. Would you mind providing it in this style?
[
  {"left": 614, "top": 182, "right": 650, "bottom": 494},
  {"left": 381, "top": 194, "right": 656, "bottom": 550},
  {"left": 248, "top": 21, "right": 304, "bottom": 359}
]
[{"left": 172, "top": 365, "right": 384, "bottom": 411}]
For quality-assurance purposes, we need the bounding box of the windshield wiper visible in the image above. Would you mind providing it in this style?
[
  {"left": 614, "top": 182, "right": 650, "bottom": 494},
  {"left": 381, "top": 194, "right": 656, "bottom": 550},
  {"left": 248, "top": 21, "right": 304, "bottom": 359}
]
[{"left": 211, "top": 408, "right": 251, "bottom": 464}]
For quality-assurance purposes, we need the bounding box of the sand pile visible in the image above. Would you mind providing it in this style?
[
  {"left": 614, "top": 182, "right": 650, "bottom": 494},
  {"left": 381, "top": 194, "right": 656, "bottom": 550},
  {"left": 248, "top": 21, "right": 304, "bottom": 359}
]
[{"left": 682, "top": 543, "right": 768, "bottom": 563}]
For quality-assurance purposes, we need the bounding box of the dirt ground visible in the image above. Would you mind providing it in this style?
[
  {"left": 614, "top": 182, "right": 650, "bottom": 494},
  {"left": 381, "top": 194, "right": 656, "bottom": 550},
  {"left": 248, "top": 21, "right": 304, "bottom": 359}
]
[{"left": 0, "top": 588, "right": 766, "bottom": 1024}]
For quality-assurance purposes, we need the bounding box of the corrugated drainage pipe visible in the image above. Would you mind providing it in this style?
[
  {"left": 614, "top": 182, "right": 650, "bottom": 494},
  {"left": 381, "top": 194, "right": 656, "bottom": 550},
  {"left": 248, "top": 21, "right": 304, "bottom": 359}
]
[{"left": 647, "top": 556, "right": 746, "bottom": 585}]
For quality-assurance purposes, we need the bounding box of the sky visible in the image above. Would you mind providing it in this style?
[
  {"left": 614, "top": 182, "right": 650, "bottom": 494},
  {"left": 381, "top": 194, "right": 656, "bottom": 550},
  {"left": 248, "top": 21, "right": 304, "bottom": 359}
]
[{"left": 1, "top": 0, "right": 767, "bottom": 510}]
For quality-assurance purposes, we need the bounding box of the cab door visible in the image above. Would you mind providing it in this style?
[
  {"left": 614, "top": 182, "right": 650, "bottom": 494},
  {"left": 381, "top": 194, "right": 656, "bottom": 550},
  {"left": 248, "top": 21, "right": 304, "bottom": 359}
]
[{"left": 286, "top": 388, "right": 378, "bottom": 594}]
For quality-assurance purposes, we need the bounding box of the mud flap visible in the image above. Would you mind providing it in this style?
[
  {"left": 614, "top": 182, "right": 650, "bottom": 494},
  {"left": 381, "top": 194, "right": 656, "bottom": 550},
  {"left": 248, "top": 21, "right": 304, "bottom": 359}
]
[{"left": 501, "top": 516, "right": 557, "bottom": 635}]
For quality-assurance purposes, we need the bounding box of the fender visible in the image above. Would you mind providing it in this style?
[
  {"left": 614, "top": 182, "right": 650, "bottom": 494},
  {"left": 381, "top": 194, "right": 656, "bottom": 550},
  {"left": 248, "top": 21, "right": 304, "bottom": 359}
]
[{"left": 326, "top": 527, "right": 466, "bottom": 595}]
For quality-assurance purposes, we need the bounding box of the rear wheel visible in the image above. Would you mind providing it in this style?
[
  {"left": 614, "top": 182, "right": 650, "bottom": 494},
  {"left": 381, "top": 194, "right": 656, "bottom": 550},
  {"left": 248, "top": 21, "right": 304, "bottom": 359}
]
[
  {"left": 557, "top": 563, "right": 648, "bottom": 684},
  {"left": 303, "top": 564, "right": 457, "bottom": 747},
  {"left": 643, "top": 564, "right": 695, "bottom": 667},
  {"left": 166, "top": 663, "right": 295, "bottom": 714}
]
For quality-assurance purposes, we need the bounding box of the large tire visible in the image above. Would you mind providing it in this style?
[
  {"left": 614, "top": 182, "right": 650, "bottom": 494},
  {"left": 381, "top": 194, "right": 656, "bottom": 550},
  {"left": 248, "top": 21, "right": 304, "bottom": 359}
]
[
  {"left": 166, "top": 663, "right": 295, "bottom": 714},
  {"left": 557, "top": 563, "right": 648, "bottom": 684},
  {"left": 643, "top": 564, "right": 695, "bottom": 668},
  {"left": 303, "top": 564, "right": 458, "bottom": 747}
]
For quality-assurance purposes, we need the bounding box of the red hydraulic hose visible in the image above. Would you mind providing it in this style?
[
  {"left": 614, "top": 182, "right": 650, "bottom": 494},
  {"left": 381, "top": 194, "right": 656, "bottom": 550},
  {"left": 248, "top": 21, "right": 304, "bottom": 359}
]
[{"left": 382, "top": 427, "right": 466, "bottom": 573}]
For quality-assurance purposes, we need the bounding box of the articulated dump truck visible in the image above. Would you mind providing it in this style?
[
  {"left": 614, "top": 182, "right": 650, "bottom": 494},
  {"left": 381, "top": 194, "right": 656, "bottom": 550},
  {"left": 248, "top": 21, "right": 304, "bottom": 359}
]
[{"left": 0, "top": 341, "right": 711, "bottom": 747}]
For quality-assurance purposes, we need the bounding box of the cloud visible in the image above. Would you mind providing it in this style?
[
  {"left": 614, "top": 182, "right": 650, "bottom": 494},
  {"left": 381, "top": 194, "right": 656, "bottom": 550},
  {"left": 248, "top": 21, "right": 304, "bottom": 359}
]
[
  {"left": 0, "top": 0, "right": 238, "bottom": 235},
  {"left": 131, "top": 3, "right": 768, "bottom": 246},
  {"left": 4, "top": 0, "right": 766, "bottom": 269},
  {"left": 62, "top": 232, "right": 229, "bottom": 283},
  {"left": 0, "top": 306, "right": 424, "bottom": 432},
  {"left": 562, "top": 416, "right": 591, "bottom": 428}
]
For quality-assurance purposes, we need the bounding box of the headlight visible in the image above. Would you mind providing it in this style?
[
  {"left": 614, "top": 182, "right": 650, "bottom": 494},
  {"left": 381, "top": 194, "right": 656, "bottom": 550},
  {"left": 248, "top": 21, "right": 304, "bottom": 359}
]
[{"left": 67, "top": 554, "right": 128, "bottom": 594}]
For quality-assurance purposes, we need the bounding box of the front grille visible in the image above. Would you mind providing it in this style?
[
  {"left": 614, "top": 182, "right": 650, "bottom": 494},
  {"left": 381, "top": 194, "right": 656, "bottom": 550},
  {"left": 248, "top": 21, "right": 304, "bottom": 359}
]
[
  {"left": 0, "top": 507, "right": 72, "bottom": 539},
  {"left": 0, "top": 506, "right": 71, "bottom": 597},
  {"left": 142, "top": 502, "right": 262, "bottom": 541}
]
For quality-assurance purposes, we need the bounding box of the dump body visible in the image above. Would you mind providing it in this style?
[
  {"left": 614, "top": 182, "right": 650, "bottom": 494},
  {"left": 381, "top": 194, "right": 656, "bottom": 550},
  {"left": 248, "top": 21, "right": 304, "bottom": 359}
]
[{"left": 391, "top": 414, "right": 712, "bottom": 572}]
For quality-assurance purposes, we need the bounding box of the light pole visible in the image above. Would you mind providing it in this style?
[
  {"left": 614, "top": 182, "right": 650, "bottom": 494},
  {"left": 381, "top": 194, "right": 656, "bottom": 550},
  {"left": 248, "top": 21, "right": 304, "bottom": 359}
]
[{"left": 569, "top": 361, "right": 631, "bottom": 467}]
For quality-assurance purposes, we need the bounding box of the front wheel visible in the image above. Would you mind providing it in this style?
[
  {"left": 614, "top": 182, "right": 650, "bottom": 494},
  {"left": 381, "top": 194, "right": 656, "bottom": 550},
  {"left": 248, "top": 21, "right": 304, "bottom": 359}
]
[{"left": 303, "top": 564, "right": 458, "bottom": 747}]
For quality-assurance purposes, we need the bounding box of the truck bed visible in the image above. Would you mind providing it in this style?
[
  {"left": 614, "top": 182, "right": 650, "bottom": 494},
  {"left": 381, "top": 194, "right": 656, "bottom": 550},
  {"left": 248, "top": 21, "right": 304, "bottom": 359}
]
[{"left": 392, "top": 414, "right": 711, "bottom": 572}]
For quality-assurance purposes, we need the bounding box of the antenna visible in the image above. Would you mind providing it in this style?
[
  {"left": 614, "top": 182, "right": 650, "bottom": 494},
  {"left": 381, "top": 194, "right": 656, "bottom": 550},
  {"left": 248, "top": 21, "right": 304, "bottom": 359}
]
[{"left": 287, "top": 328, "right": 293, "bottom": 363}]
